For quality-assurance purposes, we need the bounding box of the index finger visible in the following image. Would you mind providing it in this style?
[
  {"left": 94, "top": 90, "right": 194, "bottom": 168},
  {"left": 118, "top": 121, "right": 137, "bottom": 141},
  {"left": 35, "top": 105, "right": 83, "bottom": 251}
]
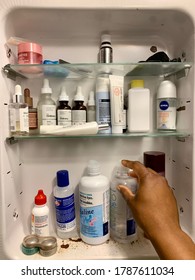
[{"left": 121, "top": 160, "right": 148, "bottom": 178}]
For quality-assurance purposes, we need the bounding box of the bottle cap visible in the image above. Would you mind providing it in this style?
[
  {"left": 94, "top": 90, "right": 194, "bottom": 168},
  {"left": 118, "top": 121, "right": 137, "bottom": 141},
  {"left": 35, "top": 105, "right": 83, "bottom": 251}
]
[
  {"left": 96, "top": 76, "right": 109, "bottom": 92},
  {"left": 41, "top": 78, "right": 52, "bottom": 94},
  {"left": 74, "top": 86, "right": 84, "bottom": 101},
  {"left": 59, "top": 86, "right": 69, "bottom": 101},
  {"left": 57, "top": 170, "right": 69, "bottom": 187},
  {"left": 13, "top": 84, "right": 23, "bottom": 103},
  {"left": 144, "top": 151, "right": 165, "bottom": 174},
  {"left": 88, "top": 91, "right": 95, "bottom": 106},
  {"left": 157, "top": 80, "right": 176, "bottom": 98},
  {"left": 101, "top": 34, "right": 111, "bottom": 44},
  {"left": 130, "top": 80, "right": 144, "bottom": 89},
  {"left": 87, "top": 160, "right": 100, "bottom": 175},
  {"left": 115, "top": 165, "right": 131, "bottom": 178},
  {"left": 34, "top": 189, "right": 47, "bottom": 205}
]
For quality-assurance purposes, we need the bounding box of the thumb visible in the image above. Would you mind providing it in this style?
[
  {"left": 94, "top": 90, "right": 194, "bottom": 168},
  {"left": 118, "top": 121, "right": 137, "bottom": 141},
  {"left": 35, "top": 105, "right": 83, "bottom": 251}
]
[{"left": 117, "top": 185, "right": 135, "bottom": 207}]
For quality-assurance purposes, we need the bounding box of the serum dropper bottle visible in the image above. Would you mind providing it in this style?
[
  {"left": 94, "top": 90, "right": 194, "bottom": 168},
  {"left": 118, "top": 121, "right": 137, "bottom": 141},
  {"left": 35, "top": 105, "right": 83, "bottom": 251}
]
[
  {"left": 57, "top": 86, "right": 71, "bottom": 127},
  {"left": 9, "top": 84, "right": 29, "bottom": 136}
]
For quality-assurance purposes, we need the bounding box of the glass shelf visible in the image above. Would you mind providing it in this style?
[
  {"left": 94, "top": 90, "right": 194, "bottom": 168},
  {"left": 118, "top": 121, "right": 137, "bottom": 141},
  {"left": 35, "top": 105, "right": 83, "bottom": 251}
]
[
  {"left": 3, "top": 62, "right": 192, "bottom": 79},
  {"left": 6, "top": 130, "right": 190, "bottom": 143}
]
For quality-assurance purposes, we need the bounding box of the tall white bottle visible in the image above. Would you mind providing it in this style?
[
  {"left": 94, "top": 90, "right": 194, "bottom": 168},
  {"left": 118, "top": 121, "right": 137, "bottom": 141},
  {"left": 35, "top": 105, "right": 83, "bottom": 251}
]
[
  {"left": 127, "top": 80, "right": 150, "bottom": 132},
  {"left": 53, "top": 170, "right": 77, "bottom": 239},
  {"left": 31, "top": 189, "right": 49, "bottom": 236},
  {"left": 110, "top": 165, "right": 137, "bottom": 243},
  {"left": 79, "top": 160, "right": 110, "bottom": 245},
  {"left": 37, "top": 78, "right": 56, "bottom": 129},
  {"left": 95, "top": 76, "right": 111, "bottom": 134}
]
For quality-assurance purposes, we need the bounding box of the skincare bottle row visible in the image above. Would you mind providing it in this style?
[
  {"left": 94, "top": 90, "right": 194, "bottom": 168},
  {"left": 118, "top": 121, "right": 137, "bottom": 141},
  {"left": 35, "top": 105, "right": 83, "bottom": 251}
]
[{"left": 9, "top": 78, "right": 177, "bottom": 136}]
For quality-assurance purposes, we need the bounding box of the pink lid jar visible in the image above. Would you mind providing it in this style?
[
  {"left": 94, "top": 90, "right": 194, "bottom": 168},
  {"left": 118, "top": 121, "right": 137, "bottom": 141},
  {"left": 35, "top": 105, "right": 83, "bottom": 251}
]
[{"left": 18, "top": 42, "right": 43, "bottom": 64}]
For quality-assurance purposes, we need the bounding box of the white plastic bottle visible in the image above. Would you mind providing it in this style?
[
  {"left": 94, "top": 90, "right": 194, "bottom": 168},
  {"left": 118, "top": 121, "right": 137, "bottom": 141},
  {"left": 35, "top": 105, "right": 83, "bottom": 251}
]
[
  {"left": 95, "top": 76, "right": 111, "bottom": 134},
  {"left": 79, "top": 160, "right": 110, "bottom": 245},
  {"left": 157, "top": 80, "right": 177, "bottom": 131},
  {"left": 127, "top": 80, "right": 150, "bottom": 132},
  {"left": 31, "top": 189, "right": 49, "bottom": 236},
  {"left": 53, "top": 170, "right": 77, "bottom": 239},
  {"left": 87, "top": 90, "right": 96, "bottom": 122},
  {"left": 110, "top": 165, "right": 137, "bottom": 243},
  {"left": 37, "top": 78, "right": 56, "bottom": 129}
]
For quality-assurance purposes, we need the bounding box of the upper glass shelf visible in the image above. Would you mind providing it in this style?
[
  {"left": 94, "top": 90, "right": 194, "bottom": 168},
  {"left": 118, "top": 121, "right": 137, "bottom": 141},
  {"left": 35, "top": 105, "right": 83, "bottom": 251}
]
[
  {"left": 6, "top": 130, "right": 190, "bottom": 144},
  {"left": 3, "top": 62, "right": 192, "bottom": 79}
]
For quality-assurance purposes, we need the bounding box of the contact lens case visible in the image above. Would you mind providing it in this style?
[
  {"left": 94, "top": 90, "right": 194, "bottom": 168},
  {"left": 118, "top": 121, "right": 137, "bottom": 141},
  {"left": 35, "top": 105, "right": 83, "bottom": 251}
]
[{"left": 22, "top": 234, "right": 57, "bottom": 256}]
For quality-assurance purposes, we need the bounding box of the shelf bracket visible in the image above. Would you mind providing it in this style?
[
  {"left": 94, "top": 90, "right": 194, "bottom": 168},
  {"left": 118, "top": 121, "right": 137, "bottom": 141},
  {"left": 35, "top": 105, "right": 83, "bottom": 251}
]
[
  {"left": 164, "top": 64, "right": 191, "bottom": 79},
  {"left": 6, "top": 137, "right": 18, "bottom": 145},
  {"left": 2, "top": 64, "right": 27, "bottom": 81}
]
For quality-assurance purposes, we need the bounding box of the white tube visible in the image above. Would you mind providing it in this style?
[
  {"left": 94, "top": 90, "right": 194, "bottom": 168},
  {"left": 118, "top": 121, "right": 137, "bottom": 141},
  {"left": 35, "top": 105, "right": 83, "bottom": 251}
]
[
  {"left": 109, "top": 75, "right": 124, "bottom": 134},
  {"left": 40, "top": 122, "right": 108, "bottom": 136}
]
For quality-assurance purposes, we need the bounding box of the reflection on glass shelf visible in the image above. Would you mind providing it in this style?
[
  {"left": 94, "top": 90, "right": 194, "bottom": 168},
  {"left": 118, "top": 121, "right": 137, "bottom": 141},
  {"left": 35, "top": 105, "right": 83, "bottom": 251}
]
[
  {"left": 6, "top": 130, "right": 190, "bottom": 143},
  {"left": 3, "top": 62, "right": 192, "bottom": 79}
]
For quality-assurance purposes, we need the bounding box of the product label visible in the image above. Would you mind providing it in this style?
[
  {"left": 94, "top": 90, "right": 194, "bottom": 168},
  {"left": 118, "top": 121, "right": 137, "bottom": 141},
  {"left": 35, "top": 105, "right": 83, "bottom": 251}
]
[
  {"left": 110, "top": 188, "right": 136, "bottom": 237},
  {"left": 72, "top": 110, "right": 86, "bottom": 125},
  {"left": 54, "top": 194, "right": 76, "bottom": 232},
  {"left": 42, "top": 105, "right": 56, "bottom": 125},
  {"left": 9, "top": 107, "right": 29, "bottom": 133},
  {"left": 80, "top": 190, "right": 109, "bottom": 238},
  {"left": 31, "top": 213, "right": 49, "bottom": 236},
  {"left": 157, "top": 99, "right": 176, "bottom": 130},
  {"left": 57, "top": 109, "right": 71, "bottom": 126},
  {"left": 99, "top": 101, "right": 111, "bottom": 123}
]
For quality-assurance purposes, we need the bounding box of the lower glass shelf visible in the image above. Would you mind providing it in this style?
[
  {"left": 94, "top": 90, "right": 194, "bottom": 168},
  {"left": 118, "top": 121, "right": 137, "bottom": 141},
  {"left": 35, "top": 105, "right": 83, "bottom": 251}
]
[{"left": 6, "top": 130, "right": 190, "bottom": 143}]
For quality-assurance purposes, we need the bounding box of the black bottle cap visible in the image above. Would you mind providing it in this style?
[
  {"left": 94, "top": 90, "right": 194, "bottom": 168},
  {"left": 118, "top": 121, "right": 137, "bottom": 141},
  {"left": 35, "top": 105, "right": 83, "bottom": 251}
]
[{"left": 144, "top": 151, "right": 165, "bottom": 173}]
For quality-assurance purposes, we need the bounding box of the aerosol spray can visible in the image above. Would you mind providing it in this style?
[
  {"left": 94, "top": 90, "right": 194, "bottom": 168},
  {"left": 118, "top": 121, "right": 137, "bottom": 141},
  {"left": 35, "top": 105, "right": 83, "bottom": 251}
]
[{"left": 99, "top": 34, "right": 113, "bottom": 63}]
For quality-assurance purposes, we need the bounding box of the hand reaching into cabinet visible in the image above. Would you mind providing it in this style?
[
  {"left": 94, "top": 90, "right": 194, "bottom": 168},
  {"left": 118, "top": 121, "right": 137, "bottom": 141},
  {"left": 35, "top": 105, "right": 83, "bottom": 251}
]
[{"left": 118, "top": 160, "right": 195, "bottom": 260}]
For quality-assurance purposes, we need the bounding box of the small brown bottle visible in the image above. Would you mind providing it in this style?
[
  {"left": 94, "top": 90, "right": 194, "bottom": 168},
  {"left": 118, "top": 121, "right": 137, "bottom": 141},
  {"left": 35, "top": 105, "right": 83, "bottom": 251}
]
[
  {"left": 57, "top": 86, "right": 71, "bottom": 127},
  {"left": 24, "top": 88, "right": 38, "bottom": 132},
  {"left": 72, "top": 86, "right": 86, "bottom": 125}
]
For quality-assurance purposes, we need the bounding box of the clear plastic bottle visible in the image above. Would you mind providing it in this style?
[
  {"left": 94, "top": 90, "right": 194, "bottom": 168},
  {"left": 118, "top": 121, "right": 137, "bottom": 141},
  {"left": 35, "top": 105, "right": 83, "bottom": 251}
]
[
  {"left": 110, "top": 165, "right": 137, "bottom": 243},
  {"left": 57, "top": 86, "right": 71, "bottom": 127},
  {"left": 87, "top": 91, "right": 96, "bottom": 122},
  {"left": 79, "top": 160, "right": 110, "bottom": 245},
  {"left": 72, "top": 86, "right": 87, "bottom": 125},
  {"left": 31, "top": 189, "right": 49, "bottom": 236},
  {"left": 37, "top": 78, "right": 56, "bottom": 129},
  {"left": 9, "top": 84, "right": 29, "bottom": 136},
  {"left": 53, "top": 170, "right": 77, "bottom": 239},
  {"left": 95, "top": 76, "right": 111, "bottom": 134}
]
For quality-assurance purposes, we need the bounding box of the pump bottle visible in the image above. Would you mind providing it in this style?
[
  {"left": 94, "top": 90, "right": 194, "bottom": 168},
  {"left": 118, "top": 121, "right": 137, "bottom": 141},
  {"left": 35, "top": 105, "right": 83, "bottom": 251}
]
[
  {"left": 79, "top": 160, "right": 110, "bottom": 245},
  {"left": 72, "top": 86, "right": 86, "bottom": 125},
  {"left": 57, "top": 86, "right": 71, "bottom": 127},
  {"left": 53, "top": 170, "right": 77, "bottom": 239},
  {"left": 31, "top": 189, "right": 49, "bottom": 236},
  {"left": 37, "top": 78, "right": 56, "bottom": 129},
  {"left": 95, "top": 76, "right": 111, "bottom": 134},
  {"left": 9, "top": 84, "right": 29, "bottom": 136}
]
